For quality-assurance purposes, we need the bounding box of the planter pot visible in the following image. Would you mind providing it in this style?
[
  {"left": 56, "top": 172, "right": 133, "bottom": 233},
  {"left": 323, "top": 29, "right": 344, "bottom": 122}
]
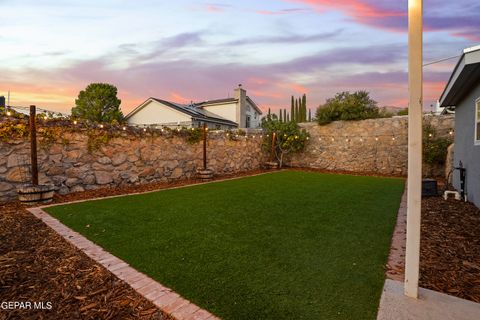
[
  {"left": 264, "top": 161, "right": 279, "bottom": 169},
  {"left": 17, "top": 184, "right": 55, "bottom": 205},
  {"left": 197, "top": 168, "right": 214, "bottom": 182}
]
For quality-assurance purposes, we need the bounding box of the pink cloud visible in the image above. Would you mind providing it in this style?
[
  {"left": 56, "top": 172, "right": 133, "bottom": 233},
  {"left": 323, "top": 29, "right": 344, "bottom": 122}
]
[
  {"left": 169, "top": 92, "right": 191, "bottom": 104},
  {"left": 206, "top": 5, "right": 224, "bottom": 13}
]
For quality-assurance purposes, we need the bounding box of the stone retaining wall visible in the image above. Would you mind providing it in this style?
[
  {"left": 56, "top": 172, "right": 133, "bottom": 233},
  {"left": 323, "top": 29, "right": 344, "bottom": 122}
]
[
  {"left": 0, "top": 130, "right": 266, "bottom": 202},
  {"left": 0, "top": 115, "right": 454, "bottom": 202},
  {"left": 288, "top": 115, "right": 455, "bottom": 176}
]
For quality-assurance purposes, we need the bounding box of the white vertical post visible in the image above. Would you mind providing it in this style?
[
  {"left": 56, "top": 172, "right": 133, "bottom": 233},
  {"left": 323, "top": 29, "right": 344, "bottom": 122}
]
[{"left": 405, "top": 0, "right": 423, "bottom": 299}]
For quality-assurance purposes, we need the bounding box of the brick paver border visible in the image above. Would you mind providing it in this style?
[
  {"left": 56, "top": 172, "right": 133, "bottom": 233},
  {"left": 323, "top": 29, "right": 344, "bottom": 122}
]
[{"left": 27, "top": 207, "right": 220, "bottom": 320}]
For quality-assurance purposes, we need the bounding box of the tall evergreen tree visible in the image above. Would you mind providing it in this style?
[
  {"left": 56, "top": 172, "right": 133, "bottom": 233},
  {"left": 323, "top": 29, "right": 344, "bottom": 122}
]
[
  {"left": 295, "top": 99, "right": 299, "bottom": 123},
  {"left": 308, "top": 108, "right": 312, "bottom": 122},
  {"left": 283, "top": 109, "right": 287, "bottom": 123},
  {"left": 287, "top": 113, "right": 290, "bottom": 122},
  {"left": 279, "top": 109, "right": 283, "bottom": 122},
  {"left": 268, "top": 108, "right": 271, "bottom": 117},
  {"left": 290, "top": 96, "right": 294, "bottom": 123},
  {"left": 302, "top": 94, "right": 307, "bottom": 122}
]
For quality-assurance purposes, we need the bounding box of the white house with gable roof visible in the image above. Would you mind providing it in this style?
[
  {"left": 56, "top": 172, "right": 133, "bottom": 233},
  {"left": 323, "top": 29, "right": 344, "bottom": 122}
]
[{"left": 125, "top": 85, "right": 262, "bottom": 129}]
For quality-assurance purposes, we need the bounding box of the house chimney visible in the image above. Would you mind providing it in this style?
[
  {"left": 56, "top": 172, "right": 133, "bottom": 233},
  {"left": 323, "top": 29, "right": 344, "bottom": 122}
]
[{"left": 234, "top": 85, "right": 247, "bottom": 127}]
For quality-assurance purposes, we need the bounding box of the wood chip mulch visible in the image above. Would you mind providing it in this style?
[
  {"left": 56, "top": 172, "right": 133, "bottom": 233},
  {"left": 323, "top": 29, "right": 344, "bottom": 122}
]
[
  {"left": 0, "top": 201, "right": 174, "bottom": 320},
  {"left": 420, "top": 197, "right": 480, "bottom": 303}
]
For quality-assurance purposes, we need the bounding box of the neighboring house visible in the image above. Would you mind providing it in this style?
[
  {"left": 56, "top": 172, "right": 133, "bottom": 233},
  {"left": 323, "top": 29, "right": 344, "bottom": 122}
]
[
  {"left": 439, "top": 44, "right": 480, "bottom": 208},
  {"left": 125, "top": 85, "right": 262, "bottom": 129}
]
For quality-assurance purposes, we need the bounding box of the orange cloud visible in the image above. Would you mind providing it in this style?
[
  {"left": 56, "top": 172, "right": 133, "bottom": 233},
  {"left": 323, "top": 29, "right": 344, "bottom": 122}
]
[{"left": 169, "top": 92, "right": 191, "bottom": 104}]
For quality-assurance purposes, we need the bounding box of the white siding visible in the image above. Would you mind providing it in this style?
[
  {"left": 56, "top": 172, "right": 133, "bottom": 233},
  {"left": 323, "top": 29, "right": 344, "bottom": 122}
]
[
  {"left": 202, "top": 102, "right": 237, "bottom": 123},
  {"left": 127, "top": 100, "right": 191, "bottom": 126}
]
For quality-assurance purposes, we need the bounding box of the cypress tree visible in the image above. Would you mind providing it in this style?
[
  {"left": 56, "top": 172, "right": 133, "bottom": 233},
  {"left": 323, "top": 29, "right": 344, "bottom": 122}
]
[
  {"left": 295, "top": 99, "right": 299, "bottom": 123},
  {"left": 308, "top": 108, "right": 312, "bottom": 122},
  {"left": 283, "top": 109, "right": 287, "bottom": 123},
  {"left": 287, "top": 113, "right": 290, "bottom": 122},
  {"left": 290, "top": 96, "right": 294, "bottom": 123},
  {"left": 279, "top": 109, "right": 283, "bottom": 122},
  {"left": 298, "top": 98, "right": 303, "bottom": 122},
  {"left": 268, "top": 108, "right": 271, "bottom": 117},
  {"left": 302, "top": 94, "right": 307, "bottom": 122}
]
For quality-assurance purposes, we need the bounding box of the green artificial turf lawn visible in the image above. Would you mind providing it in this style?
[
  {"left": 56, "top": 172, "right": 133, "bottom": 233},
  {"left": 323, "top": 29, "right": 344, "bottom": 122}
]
[{"left": 46, "top": 170, "right": 404, "bottom": 320}]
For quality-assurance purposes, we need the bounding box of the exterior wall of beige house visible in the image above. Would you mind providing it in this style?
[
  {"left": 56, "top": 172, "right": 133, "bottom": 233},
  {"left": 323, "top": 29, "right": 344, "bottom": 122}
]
[{"left": 125, "top": 85, "right": 262, "bottom": 129}]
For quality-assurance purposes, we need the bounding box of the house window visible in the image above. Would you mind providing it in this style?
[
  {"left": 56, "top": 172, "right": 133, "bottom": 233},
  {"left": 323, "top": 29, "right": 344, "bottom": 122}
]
[
  {"left": 476, "top": 99, "right": 480, "bottom": 145},
  {"left": 246, "top": 115, "right": 251, "bottom": 128},
  {"left": 215, "top": 124, "right": 221, "bottom": 130}
]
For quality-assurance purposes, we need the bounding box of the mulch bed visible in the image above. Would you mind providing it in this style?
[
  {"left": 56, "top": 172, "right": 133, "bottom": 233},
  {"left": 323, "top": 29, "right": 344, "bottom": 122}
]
[
  {"left": 420, "top": 197, "right": 480, "bottom": 303},
  {"left": 0, "top": 201, "right": 172, "bottom": 320}
]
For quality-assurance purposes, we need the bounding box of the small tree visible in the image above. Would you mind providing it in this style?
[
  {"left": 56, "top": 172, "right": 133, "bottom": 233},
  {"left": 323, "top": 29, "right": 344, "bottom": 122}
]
[
  {"left": 261, "top": 115, "right": 309, "bottom": 168},
  {"left": 315, "top": 91, "right": 382, "bottom": 125},
  {"left": 72, "top": 83, "right": 123, "bottom": 123}
]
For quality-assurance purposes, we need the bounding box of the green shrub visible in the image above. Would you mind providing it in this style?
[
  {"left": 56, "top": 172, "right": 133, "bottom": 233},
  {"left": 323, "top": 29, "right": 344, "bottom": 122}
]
[
  {"left": 316, "top": 91, "right": 388, "bottom": 125},
  {"left": 423, "top": 123, "right": 453, "bottom": 165}
]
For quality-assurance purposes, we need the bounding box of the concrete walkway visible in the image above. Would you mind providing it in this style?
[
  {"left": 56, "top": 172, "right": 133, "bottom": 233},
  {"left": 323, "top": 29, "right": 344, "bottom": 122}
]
[{"left": 377, "top": 279, "right": 480, "bottom": 320}]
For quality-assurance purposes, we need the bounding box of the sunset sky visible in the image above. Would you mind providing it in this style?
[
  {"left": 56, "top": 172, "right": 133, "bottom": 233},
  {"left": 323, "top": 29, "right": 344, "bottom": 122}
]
[{"left": 1, "top": 0, "right": 479, "bottom": 115}]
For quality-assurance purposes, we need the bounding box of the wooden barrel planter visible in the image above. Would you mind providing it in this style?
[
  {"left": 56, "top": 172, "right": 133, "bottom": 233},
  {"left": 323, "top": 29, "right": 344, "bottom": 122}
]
[
  {"left": 17, "top": 184, "right": 55, "bottom": 205},
  {"left": 264, "top": 161, "right": 279, "bottom": 169},
  {"left": 197, "top": 169, "right": 214, "bottom": 182}
]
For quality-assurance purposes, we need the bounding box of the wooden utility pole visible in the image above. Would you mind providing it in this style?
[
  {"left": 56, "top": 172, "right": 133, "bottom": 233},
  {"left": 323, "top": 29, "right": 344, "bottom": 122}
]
[
  {"left": 270, "top": 132, "right": 276, "bottom": 162},
  {"left": 405, "top": 0, "right": 423, "bottom": 299},
  {"left": 29, "top": 105, "right": 39, "bottom": 186},
  {"left": 203, "top": 123, "right": 207, "bottom": 170}
]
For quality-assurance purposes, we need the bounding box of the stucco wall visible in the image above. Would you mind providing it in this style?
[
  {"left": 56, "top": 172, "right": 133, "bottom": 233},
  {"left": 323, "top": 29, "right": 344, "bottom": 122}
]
[
  {"left": 127, "top": 100, "right": 191, "bottom": 126},
  {"left": 288, "top": 115, "right": 455, "bottom": 176},
  {"left": 0, "top": 130, "right": 266, "bottom": 202},
  {"left": 453, "top": 85, "right": 480, "bottom": 207}
]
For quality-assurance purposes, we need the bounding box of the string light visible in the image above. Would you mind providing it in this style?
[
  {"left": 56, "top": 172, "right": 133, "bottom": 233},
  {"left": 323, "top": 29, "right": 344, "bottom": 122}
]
[
  {"left": 449, "top": 130, "right": 454, "bottom": 135},
  {"left": 375, "top": 137, "right": 379, "bottom": 141},
  {"left": 6, "top": 111, "right": 11, "bottom": 116},
  {"left": 428, "top": 133, "right": 433, "bottom": 137},
  {"left": 122, "top": 126, "right": 126, "bottom": 130},
  {"left": 73, "top": 120, "right": 77, "bottom": 125},
  {"left": 99, "top": 124, "right": 104, "bottom": 129},
  {"left": 143, "top": 128, "right": 147, "bottom": 132},
  {"left": 392, "top": 137, "right": 396, "bottom": 141}
]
